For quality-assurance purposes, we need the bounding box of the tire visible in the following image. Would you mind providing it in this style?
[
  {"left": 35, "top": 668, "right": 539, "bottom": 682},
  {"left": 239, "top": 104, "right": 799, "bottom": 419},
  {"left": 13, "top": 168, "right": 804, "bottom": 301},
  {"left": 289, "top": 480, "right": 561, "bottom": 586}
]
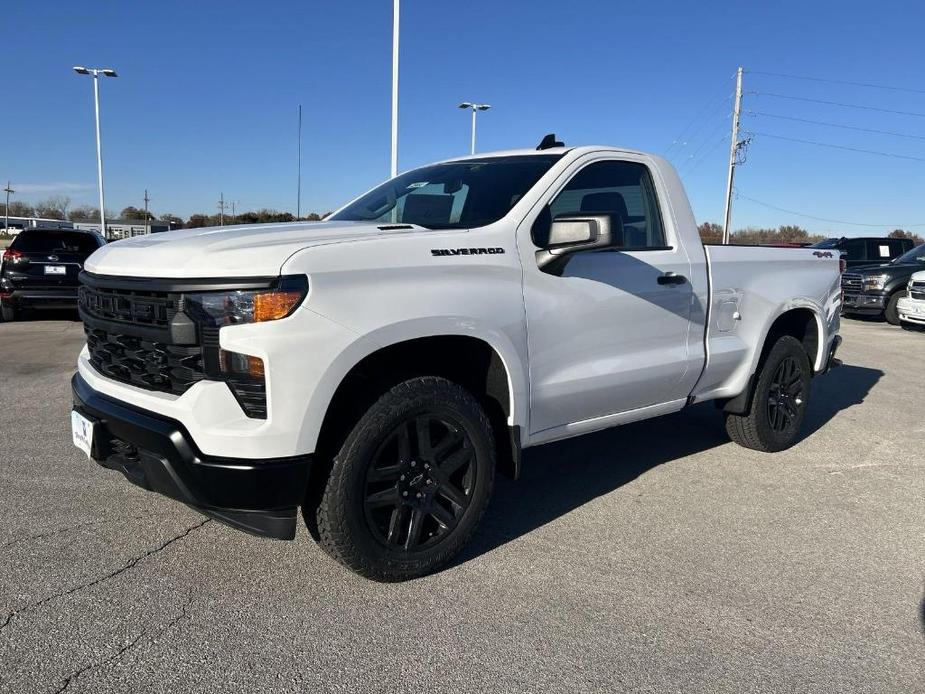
[
  {"left": 885, "top": 291, "right": 906, "bottom": 326},
  {"left": 725, "top": 335, "right": 812, "bottom": 453},
  {"left": 0, "top": 302, "right": 17, "bottom": 322},
  {"left": 313, "top": 376, "right": 496, "bottom": 581}
]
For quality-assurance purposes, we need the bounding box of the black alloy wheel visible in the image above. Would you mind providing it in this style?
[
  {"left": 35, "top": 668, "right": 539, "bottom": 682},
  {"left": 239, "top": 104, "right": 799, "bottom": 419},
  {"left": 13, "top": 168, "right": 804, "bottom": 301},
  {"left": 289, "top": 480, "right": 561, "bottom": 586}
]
[
  {"left": 766, "top": 355, "right": 805, "bottom": 434},
  {"left": 313, "top": 376, "right": 496, "bottom": 581},
  {"left": 363, "top": 415, "right": 476, "bottom": 551},
  {"left": 724, "top": 335, "right": 813, "bottom": 453}
]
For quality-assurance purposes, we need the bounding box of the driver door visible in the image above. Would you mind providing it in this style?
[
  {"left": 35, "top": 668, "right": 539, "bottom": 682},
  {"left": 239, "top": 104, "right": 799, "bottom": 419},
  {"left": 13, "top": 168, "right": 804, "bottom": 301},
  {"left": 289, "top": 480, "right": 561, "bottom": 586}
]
[{"left": 521, "top": 156, "right": 700, "bottom": 439}]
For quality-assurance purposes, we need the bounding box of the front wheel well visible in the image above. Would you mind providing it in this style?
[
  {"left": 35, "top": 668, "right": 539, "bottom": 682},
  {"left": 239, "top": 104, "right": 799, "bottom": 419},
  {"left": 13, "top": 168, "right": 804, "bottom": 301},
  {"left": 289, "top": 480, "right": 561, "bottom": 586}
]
[{"left": 314, "top": 335, "right": 517, "bottom": 483}]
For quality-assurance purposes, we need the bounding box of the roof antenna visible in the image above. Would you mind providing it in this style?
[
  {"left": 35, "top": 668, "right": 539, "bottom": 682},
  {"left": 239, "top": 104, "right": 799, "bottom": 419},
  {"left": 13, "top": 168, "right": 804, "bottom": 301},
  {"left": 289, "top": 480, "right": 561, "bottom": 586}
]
[{"left": 536, "top": 133, "right": 564, "bottom": 150}]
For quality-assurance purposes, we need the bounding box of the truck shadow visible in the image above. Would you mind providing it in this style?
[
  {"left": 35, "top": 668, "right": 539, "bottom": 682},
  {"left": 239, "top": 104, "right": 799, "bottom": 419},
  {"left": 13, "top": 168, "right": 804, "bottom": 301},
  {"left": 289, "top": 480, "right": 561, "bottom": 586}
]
[{"left": 456, "top": 364, "right": 882, "bottom": 566}]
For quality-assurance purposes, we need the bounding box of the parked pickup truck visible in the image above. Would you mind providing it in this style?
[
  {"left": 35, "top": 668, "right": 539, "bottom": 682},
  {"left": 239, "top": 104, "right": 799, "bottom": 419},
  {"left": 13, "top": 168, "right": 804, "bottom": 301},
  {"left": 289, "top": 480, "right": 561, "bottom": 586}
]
[
  {"left": 897, "top": 270, "right": 925, "bottom": 328},
  {"left": 71, "top": 140, "right": 842, "bottom": 580},
  {"left": 841, "top": 243, "right": 925, "bottom": 324}
]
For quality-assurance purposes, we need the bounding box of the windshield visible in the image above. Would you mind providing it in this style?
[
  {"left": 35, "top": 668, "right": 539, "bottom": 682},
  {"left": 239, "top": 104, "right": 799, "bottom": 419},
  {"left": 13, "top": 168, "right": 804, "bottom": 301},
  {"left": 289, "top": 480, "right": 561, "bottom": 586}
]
[
  {"left": 892, "top": 243, "right": 925, "bottom": 264},
  {"left": 330, "top": 155, "right": 563, "bottom": 229}
]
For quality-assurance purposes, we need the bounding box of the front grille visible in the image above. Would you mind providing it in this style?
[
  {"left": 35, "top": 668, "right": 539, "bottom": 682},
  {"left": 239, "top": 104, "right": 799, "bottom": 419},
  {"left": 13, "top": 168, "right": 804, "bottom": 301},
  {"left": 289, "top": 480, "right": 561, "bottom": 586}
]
[
  {"left": 79, "top": 273, "right": 268, "bottom": 419},
  {"left": 841, "top": 273, "right": 862, "bottom": 294},
  {"left": 78, "top": 284, "right": 177, "bottom": 328},
  {"left": 910, "top": 282, "right": 925, "bottom": 301},
  {"left": 85, "top": 327, "right": 204, "bottom": 395}
]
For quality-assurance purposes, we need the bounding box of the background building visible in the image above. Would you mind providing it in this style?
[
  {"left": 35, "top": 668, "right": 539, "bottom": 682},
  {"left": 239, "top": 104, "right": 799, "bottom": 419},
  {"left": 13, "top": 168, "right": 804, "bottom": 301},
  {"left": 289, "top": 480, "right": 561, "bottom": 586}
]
[{"left": 73, "top": 219, "right": 169, "bottom": 239}]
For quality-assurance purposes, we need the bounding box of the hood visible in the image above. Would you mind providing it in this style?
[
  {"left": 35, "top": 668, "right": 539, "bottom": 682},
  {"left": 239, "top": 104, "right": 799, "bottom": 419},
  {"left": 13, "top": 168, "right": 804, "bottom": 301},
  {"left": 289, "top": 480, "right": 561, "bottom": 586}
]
[
  {"left": 851, "top": 262, "right": 920, "bottom": 275},
  {"left": 84, "top": 221, "right": 431, "bottom": 278}
]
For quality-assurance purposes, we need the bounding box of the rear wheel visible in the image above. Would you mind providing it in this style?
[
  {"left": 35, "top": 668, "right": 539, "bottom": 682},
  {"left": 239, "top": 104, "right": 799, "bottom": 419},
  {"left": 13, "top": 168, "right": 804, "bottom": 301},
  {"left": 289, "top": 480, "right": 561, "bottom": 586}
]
[
  {"left": 725, "top": 335, "right": 812, "bottom": 453},
  {"left": 885, "top": 291, "right": 906, "bottom": 326},
  {"left": 313, "top": 376, "right": 496, "bottom": 581}
]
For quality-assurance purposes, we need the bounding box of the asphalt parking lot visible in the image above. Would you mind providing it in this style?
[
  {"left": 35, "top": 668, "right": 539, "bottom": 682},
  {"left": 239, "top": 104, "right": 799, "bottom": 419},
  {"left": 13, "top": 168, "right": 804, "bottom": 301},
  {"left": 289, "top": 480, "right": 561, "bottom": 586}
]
[{"left": 0, "top": 314, "right": 922, "bottom": 693}]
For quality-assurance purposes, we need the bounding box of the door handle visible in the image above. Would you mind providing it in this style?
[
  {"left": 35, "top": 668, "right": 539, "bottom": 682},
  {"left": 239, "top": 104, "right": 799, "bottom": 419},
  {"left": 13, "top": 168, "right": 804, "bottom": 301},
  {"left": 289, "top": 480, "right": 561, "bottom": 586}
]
[{"left": 657, "top": 272, "right": 687, "bottom": 285}]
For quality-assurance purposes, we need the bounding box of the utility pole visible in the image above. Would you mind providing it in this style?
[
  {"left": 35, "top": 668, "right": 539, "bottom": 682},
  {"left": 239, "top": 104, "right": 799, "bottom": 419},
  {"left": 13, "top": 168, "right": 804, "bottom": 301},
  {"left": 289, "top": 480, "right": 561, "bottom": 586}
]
[
  {"left": 722, "top": 66, "right": 744, "bottom": 245},
  {"left": 297, "top": 105, "right": 302, "bottom": 218},
  {"left": 218, "top": 192, "right": 225, "bottom": 226},
  {"left": 231, "top": 200, "right": 237, "bottom": 225},
  {"left": 143, "top": 189, "right": 150, "bottom": 236},
  {"left": 3, "top": 182, "right": 13, "bottom": 233},
  {"left": 390, "top": 0, "right": 399, "bottom": 178}
]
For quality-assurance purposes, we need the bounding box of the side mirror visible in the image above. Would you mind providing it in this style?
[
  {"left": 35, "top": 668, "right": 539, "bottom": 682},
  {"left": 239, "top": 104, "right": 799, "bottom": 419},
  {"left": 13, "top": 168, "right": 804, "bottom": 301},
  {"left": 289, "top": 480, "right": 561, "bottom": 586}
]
[{"left": 535, "top": 214, "right": 623, "bottom": 270}]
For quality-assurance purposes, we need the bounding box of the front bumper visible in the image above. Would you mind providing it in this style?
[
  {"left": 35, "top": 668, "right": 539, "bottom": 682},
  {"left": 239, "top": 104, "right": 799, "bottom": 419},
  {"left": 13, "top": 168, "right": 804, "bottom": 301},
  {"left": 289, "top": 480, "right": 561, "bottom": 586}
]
[
  {"left": 841, "top": 292, "right": 886, "bottom": 314},
  {"left": 1, "top": 286, "right": 78, "bottom": 308},
  {"left": 72, "top": 372, "right": 311, "bottom": 539},
  {"left": 897, "top": 297, "right": 925, "bottom": 325}
]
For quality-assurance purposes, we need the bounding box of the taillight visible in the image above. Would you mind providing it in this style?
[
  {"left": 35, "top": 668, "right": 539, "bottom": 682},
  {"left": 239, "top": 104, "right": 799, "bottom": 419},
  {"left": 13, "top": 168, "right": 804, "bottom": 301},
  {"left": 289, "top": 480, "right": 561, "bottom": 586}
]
[{"left": 2, "top": 249, "right": 24, "bottom": 262}]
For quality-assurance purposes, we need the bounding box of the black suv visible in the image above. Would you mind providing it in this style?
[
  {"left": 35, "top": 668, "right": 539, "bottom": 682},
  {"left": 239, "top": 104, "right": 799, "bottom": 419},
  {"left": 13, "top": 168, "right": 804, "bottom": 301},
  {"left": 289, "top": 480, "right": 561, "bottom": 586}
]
[
  {"left": 0, "top": 227, "right": 105, "bottom": 321},
  {"left": 841, "top": 243, "right": 925, "bottom": 324},
  {"left": 810, "top": 236, "right": 914, "bottom": 269}
]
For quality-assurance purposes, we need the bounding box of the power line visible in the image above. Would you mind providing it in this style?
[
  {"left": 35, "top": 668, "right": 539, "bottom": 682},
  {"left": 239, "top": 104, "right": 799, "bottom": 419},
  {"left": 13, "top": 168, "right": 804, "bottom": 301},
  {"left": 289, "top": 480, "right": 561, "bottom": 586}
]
[
  {"left": 746, "top": 69, "right": 925, "bottom": 96},
  {"left": 664, "top": 79, "right": 734, "bottom": 156},
  {"left": 676, "top": 103, "right": 731, "bottom": 152},
  {"left": 750, "top": 130, "right": 925, "bottom": 163},
  {"left": 680, "top": 134, "right": 728, "bottom": 176},
  {"left": 745, "top": 110, "right": 925, "bottom": 142},
  {"left": 733, "top": 189, "right": 925, "bottom": 228},
  {"left": 677, "top": 127, "right": 727, "bottom": 172},
  {"left": 751, "top": 91, "right": 925, "bottom": 119},
  {"left": 676, "top": 121, "right": 730, "bottom": 173}
]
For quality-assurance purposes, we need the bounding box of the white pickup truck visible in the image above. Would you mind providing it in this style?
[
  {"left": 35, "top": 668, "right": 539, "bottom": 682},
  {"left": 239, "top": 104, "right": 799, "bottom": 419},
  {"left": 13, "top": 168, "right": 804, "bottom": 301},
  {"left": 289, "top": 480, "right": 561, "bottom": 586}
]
[{"left": 71, "top": 139, "right": 842, "bottom": 580}]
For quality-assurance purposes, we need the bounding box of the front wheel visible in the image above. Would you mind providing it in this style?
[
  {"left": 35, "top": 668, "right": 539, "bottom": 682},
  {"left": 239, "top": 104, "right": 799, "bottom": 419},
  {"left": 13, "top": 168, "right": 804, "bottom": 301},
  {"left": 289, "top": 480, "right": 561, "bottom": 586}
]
[
  {"left": 0, "top": 302, "right": 17, "bottom": 322},
  {"left": 725, "top": 335, "right": 813, "bottom": 453},
  {"left": 885, "top": 291, "right": 906, "bottom": 326},
  {"left": 313, "top": 376, "right": 496, "bottom": 581}
]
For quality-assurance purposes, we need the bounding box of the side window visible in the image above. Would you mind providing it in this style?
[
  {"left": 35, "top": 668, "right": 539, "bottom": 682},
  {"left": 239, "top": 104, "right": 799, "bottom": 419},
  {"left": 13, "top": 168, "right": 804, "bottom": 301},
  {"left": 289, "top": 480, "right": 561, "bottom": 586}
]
[
  {"left": 866, "top": 239, "right": 898, "bottom": 260},
  {"left": 547, "top": 160, "right": 667, "bottom": 249},
  {"left": 842, "top": 239, "right": 866, "bottom": 261}
]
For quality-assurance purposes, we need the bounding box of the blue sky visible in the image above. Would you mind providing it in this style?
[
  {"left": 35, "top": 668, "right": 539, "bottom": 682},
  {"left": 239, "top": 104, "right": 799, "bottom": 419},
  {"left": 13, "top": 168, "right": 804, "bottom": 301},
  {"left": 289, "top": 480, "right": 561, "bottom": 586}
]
[{"left": 5, "top": 0, "right": 925, "bottom": 235}]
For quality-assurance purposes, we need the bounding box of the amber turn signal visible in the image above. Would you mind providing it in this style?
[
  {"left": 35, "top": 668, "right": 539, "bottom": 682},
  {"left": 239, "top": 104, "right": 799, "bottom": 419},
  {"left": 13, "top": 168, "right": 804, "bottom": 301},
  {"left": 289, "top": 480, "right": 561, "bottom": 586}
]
[{"left": 254, "top": 291, "right": 303, "bottom": 322}]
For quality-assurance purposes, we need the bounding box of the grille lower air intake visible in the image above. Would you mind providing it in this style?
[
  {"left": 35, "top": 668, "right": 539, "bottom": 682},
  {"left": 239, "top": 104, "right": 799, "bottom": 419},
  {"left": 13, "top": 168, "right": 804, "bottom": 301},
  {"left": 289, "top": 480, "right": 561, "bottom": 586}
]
[{"left": 85, "top": 327, "right": 204, "bottom": 395}]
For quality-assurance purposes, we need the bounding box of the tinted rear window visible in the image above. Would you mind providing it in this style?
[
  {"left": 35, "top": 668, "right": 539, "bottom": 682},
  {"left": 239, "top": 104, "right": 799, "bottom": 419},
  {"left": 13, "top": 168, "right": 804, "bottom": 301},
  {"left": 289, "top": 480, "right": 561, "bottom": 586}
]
[{"left": 11, "top": 231, "right": 100, "bottom": 254}]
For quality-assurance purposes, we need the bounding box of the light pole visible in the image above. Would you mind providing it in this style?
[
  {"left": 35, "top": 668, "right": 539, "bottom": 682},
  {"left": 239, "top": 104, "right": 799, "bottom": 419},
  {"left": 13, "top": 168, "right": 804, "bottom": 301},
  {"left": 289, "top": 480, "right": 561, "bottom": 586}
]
[
  {"left": 143, "top": 188, "right": 150, "bottom": 236},
  {"left": 73, "top": 66, "right": 117, "bottom": 239},
  {"left": 3, "top": 182, "right": 13, "bottom": 233},
  {"left": 390, "top": 0, "right": 400, "bottom": 177},
  {"left": 458, "top": 102, "right": 491, "bottom": 155}
]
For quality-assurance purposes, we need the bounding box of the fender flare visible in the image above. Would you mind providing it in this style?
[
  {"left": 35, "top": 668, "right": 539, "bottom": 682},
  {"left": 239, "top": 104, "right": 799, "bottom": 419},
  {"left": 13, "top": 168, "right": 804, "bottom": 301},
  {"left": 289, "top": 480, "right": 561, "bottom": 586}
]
[{"left": 295, "top": 316, "right": 529, "bottom": 455}]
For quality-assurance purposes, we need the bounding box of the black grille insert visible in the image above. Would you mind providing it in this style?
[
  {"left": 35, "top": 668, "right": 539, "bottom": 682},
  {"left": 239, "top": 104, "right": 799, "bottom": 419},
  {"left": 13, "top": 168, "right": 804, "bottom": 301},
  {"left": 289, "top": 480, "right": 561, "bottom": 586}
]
[
  {"left": 85, "top": 327, "right": 204, "bottom": 394},
  {"left": 78, "top": 284, "right": 177, "bottom": 328}
]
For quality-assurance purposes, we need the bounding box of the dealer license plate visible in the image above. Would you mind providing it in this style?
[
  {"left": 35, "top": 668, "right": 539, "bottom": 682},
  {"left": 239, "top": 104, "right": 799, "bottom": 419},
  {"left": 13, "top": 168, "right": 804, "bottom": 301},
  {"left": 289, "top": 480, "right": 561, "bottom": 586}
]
[{"left": 71, "top": 410, "right": 95, "bottom": 458}]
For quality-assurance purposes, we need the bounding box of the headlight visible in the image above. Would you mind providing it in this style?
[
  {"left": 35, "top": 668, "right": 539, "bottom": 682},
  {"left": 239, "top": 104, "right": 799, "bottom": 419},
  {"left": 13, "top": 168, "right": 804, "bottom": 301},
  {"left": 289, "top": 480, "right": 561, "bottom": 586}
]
[
  {"left": 862, "top": 274, "right": 889, "bottom": 291},
  {"left": 184, "top": 275, "right": 308, "bottom": 327}
]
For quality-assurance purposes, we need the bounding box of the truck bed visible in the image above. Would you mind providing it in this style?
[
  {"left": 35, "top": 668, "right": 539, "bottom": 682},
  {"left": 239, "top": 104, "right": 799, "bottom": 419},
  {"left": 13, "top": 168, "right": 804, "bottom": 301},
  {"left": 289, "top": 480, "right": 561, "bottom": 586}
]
[{"left": 691, "top": 244, "right": 842, "bottom": 404}]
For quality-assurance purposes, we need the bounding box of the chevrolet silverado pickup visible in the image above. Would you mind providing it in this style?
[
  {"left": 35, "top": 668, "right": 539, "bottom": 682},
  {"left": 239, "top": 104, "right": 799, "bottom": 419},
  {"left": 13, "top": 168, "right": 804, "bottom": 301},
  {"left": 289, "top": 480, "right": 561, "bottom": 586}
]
[{"left": 71, "top": 140, "right": 843, "bottom": 580}]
